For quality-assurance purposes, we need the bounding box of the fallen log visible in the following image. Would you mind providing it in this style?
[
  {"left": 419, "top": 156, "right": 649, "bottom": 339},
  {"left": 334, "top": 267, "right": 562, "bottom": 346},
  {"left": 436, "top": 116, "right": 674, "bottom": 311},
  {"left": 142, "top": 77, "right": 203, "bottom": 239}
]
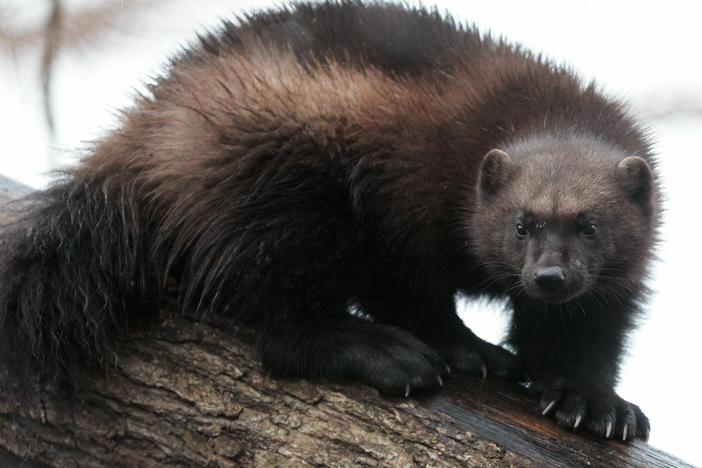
[{"left": 0, "top": 176, "right": 691, "bottom": 467}]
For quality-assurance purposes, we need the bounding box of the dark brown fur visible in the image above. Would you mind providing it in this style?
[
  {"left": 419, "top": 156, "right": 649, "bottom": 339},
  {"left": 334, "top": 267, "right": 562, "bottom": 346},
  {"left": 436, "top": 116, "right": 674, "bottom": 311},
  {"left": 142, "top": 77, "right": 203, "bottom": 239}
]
[{"left": 0, "top": 1, "right": 658, "bottom": 441}]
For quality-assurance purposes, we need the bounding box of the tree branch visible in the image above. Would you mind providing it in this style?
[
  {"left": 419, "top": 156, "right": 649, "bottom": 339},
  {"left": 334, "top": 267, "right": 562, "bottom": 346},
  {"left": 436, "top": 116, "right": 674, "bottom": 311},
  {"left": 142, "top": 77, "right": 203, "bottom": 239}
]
[{"left": 0, "top": 177, "right": 692, "bottom": 467}]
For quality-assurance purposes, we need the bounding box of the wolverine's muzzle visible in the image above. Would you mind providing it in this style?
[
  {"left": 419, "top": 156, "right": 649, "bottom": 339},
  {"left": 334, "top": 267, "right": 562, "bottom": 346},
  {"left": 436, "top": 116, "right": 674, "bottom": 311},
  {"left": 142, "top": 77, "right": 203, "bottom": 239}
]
[{"left": 534, "top": 266, "right": 566, "bottom": 292}]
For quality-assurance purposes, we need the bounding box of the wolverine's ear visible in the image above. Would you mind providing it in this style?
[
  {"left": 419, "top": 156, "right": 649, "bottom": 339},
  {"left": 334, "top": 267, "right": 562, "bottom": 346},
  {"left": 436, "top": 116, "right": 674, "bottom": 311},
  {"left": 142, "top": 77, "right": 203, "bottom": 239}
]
[
  {"left": 479, "top": 149, "right": 514, "bottom": 195},
  {"left": 617, "top": 156, "right": 654, "bottom": 204}
]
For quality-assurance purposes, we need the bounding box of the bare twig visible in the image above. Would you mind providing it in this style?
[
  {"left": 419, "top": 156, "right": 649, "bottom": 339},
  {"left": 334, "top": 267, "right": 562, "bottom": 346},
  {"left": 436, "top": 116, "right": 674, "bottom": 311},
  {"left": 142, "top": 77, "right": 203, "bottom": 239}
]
[
  {"left": 41, "top": 0, "right": 63, "bottom": 139},
  {"left": 643, "top": 106, "right": 702, "bottom": 121},
  {"left": 0, "top": 1, "right": 158, "bottom": 53},
  {"left": 0, "top": 0, "right": 164, "bottom": 139},
  {"left": 635, "top": 93, "right": 702, "bottom": 122}
]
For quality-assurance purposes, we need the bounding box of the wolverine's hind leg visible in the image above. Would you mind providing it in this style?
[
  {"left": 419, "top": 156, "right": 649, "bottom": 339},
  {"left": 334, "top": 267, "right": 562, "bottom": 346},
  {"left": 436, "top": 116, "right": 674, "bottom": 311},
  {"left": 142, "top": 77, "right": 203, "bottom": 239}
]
[
  {"left": 255, "top": 306, "right": 449, "bottom": 396},
  {"left": 247, "top": 248, "right": 449, "bottom": 396},
  {"left": 233, "top": 205, "right": 447, "bottom": 395}
]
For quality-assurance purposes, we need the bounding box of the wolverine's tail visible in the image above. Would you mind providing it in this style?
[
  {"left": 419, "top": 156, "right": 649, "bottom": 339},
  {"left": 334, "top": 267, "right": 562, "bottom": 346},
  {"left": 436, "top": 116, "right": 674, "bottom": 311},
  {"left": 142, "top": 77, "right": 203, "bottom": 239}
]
[{"left": 0, "top": 172, "right": 160, "bottom": 388}]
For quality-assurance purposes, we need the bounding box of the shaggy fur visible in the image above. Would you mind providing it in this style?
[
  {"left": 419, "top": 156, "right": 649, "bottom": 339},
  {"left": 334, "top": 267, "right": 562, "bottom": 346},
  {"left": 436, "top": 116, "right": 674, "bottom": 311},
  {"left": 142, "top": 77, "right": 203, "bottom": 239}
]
[{"left": 0, "top": 1, "right": 658, "bottom": 441}]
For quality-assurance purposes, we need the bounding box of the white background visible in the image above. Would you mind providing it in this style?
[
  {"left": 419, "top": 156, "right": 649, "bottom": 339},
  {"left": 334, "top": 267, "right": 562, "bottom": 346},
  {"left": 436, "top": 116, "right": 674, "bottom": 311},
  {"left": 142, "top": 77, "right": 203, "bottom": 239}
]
[{"left": 1, "top": 0, "right": 700, "bottom": 464}]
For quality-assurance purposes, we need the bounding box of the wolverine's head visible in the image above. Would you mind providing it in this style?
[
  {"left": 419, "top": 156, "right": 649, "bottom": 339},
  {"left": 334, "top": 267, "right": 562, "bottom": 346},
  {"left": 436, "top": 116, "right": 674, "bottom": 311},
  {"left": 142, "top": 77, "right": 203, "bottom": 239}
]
[{"left": 471, "top": 134, "right": 657, "bottom": 304}]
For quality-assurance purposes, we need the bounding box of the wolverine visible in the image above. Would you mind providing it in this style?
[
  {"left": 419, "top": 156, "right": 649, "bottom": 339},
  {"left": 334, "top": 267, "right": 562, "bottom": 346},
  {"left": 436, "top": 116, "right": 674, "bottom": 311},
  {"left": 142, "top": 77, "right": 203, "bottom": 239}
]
[{"left": 0, "top": 1, "right": 657, "bottom": 441}]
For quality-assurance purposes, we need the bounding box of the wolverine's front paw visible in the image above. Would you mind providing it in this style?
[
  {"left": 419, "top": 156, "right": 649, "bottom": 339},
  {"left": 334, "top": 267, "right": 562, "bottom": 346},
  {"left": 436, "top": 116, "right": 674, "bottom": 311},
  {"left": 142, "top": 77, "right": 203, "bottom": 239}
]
[
  {"left": 532, "top": 379, "right": 650, "bottom": 442},
  {"left": 435, "top": 340, "right": 523, "bottom": 381}
]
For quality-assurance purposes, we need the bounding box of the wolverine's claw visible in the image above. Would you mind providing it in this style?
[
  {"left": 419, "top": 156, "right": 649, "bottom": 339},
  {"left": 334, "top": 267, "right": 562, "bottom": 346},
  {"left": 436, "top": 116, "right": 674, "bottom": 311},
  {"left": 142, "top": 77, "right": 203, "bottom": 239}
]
[
  {"left": 404, "top": 384, "right": 410, "bottom": 398},
  {"left": 574, "top": 414, "right": 582, "bottom": 429},
  {"left": 480, "top": 363, "right": 488, "bottom": 380},
  {"left": 605, "top": 421, "right": 613, "bottom": 438},
  {"left": 622, "top": 424, "right": 628, "bottom": 441},
  {"left": 542, "top": 400, "right": 556, "bottom": 416},
  {"left": 436, "top": 375, "right": 443, "bottom": 387}
]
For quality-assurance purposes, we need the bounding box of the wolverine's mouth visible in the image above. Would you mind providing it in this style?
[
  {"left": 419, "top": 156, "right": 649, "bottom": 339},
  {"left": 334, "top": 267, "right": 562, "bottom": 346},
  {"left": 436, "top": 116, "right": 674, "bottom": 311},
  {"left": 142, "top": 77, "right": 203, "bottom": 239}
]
[
  {"left": 524, "top": 285, "right": 585, "bottom": 305},
  {"left": 520, "top": 266, "right": 589, "bottom": 305},
  {"left": 531, "top": 292, "right": 579, "bottom": 305}
]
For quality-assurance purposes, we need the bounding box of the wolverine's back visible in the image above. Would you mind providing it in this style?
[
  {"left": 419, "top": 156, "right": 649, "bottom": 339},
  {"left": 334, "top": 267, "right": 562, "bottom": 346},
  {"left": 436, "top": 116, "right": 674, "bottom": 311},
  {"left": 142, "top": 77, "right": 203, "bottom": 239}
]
[{"left": 192, "top": 1, "right": 490, "bottom": 75}]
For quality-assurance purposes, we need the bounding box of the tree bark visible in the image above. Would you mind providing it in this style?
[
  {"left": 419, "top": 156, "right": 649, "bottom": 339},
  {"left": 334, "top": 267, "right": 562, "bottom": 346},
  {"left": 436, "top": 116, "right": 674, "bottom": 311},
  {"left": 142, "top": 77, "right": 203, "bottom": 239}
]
[{"left": 0, "top": 177, "right": 692, "bottom": 468}]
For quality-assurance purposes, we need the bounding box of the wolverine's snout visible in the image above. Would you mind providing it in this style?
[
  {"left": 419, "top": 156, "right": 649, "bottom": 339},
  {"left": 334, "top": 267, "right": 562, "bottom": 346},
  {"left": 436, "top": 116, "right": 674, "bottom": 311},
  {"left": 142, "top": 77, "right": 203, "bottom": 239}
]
[
  {"left": 534, "top": 266, "right": 566, "bottom": 292},
  {"left": 527, "top": 262, "right": 575, "bottom": 303},
  {"left": 522, "top": 233, "right": 587, "bottom": 304}
]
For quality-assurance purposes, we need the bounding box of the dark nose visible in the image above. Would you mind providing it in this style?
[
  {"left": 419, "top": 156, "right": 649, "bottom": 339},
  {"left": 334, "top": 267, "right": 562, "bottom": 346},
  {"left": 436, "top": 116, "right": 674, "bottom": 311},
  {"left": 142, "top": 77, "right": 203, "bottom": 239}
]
[{"left": 534, "top": 266, "right": 566, "bottom": 291}]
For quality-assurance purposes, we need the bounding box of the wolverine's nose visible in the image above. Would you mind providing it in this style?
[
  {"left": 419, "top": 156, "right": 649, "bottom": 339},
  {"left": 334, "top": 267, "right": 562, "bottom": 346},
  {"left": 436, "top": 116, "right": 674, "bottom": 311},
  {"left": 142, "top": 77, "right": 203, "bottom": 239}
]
[{"left": 534, "top": 266, "right": 566, "bottom": 291}]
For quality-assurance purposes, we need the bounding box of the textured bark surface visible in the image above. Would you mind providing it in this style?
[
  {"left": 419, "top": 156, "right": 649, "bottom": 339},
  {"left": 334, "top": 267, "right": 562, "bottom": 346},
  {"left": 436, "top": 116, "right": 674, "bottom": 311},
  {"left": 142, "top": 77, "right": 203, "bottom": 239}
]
[
  {"left": 0, "top": 317, "right": 526, "bottom": 467},
  {"left": 0, "top": 179, "right": 692, "bottom": 468}
]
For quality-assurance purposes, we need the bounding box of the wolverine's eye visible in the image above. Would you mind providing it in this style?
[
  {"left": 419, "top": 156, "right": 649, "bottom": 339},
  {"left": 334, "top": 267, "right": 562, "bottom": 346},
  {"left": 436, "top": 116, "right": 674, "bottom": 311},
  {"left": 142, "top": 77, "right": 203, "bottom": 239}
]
[
  {"left": 516, "top": 223, "right": 527, "bottom": 239},
  {"left": 583, "top": 223, "right": 598, "bottom": 238}
]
